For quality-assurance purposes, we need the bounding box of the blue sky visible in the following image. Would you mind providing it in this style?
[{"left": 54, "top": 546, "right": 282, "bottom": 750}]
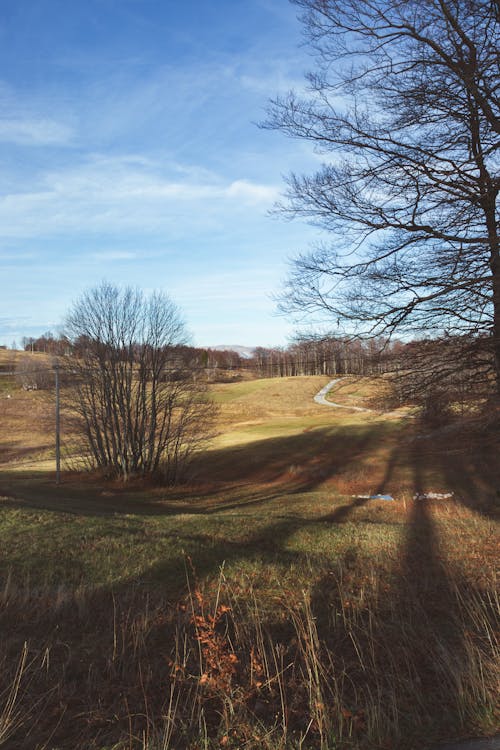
[{"left": 0, "top": 0, "right": 323, "bottom": 348}]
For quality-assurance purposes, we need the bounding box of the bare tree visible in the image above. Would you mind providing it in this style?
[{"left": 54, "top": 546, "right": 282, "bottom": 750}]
[
  {"left": 266, "top": 0, "right": 500, "bottom": 395},
  {"left": 64, "top": 282, "right": 216, "bottom": 483},
  {"left": 385, "top": 335, "right": 492, "bottom": 421}
]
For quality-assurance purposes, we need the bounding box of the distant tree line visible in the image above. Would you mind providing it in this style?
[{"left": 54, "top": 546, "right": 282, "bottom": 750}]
[
  {"left": 18, "top": 330, "right": 396, "bottom": 378},
  {"left": 252, "top": 337, "right": 397, "bottom": 378},
  {"left": 18, "top": 325, "right": 496, "bottom": 426},
  {"left": 21, "top": 332, "right": 71, "bottom": 355}
]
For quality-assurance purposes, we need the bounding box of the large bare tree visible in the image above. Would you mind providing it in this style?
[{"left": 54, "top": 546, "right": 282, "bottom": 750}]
[
  {"left": 65, "top": 282, "right": 216, "bottom": 483},
  {"left": 266, "top": 0, "right": 500, "bottom": 394}
]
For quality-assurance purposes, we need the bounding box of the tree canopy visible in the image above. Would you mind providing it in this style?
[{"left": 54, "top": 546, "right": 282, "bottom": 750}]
[{"left": 266, "top": 0, "right": 500, "bottom": 392}]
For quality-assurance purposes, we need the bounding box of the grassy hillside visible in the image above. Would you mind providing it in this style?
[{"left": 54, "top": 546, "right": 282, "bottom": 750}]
[
  {"left": 0, "top": 364, "right": 498, "bottom": 750},
  {"left": 0, "top": 349, "right": 57, "bottom": 469}
]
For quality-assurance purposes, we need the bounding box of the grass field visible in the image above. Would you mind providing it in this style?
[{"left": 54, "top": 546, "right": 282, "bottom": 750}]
[{"left": 0, "top": 355, "right": 498, "bottom": 749}]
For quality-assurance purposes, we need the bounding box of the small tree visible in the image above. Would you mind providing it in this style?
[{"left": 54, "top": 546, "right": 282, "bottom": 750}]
[{"left": 64, "top": 282, "right": 216, "bottom": 483}]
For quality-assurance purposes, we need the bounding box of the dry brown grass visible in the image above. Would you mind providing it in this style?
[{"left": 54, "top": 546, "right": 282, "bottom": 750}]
[
  {"left": 0, "top": 522, "right": 497, "bottom": 750},
  {"left": 0, "top": 391, "right": 55, "bottom": 466},
  {"left": 0, "top": 367, "right": 498, "bottom": 749},
  {"left": 211, "top": 376, "right": 330, "bottom": 424},
  {"left": 0, "top": 351, "right": 57, "bottom": 469}
]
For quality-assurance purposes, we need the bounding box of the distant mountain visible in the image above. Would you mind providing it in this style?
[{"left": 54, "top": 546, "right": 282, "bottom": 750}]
[{"left": 210, "top": 345, "right": 255, "bottom": 359}]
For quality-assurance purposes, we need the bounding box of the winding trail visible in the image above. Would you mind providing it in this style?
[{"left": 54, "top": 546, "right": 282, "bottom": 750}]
[{"left": 314, "top": 378, "right": 371, "bottom": 412}]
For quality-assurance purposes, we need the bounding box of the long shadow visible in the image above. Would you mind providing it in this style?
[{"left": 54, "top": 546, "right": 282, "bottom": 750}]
[
  {"left": 0, "top": 472, "right": 295, "bottom": 518},
  {"left": 394, "top": 500, "right": 466, "bottom": 734},
  {"left": 319, "top": 495, "right": 370, "bottom": 523},
  {"left": 0, "top": 489, "right": 379, "bottom": 749},
  {"left": 3, "top": 424, "right": 497, "bottom": 748},
  {"left": 406, "top": 424, "right": 499, "bottom": 519},
  {"left": 308, "top": 435, "right": 498, "bottom": 749},
  {"left": 0, "top": 422, "right": 386, "bottom": 518},
  {"left": 195, "top": 421, "right": 387, "bottom": 485},
  {"left": 392, "top": 440, "right": 496, "bottom": 741},
  {"left": 435, "top": 444, "right": 500, "bottom": 518},
  {"left": 373, "top": 439, "right": 404, "bottom": 495},
  {"left": 0, "top": 418, "right": 391, "bottom": 614},
  {"left": 0, "top": 489, "right": 376, "bottom": 602}
]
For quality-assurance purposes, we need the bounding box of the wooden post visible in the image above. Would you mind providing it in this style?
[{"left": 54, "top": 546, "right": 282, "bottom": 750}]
[{"left": 54, "top": 363, "right": 61, "bottom": 484}]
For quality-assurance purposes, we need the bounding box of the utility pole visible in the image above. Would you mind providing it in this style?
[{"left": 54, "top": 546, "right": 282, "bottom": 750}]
[{"left": 54, "top": 363, "right": 61, "bottom": 484}]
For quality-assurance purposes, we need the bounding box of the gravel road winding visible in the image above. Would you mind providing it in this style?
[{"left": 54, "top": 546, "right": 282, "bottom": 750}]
[{"left": 314, "top": 378, "right": 371, "bottom": 411}]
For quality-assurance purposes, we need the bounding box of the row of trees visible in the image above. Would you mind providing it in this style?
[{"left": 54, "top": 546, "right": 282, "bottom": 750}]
[
  {"left": 17, "top": 330, "right": 403, "bottom": 382},
  {"left": 252, "top": 337, "right": 396, "bottom": 378},
  {"left": 20, "top": 333, "right": 70, "bottom": 355},
  {"left": 19, "top": 331, "right": 246, "bottom": 377}
]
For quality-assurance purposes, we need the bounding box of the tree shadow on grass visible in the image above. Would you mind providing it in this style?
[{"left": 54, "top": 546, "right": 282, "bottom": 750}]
[
  {"left": 309, "top": 438, "right": 499, "bottom": 749},
  {"left": 2, "top": 507, "right": 497, "bottom": 750},
  {"left": 1, "top": 425, "right": 497, "bottom": 749},
  {"left": 433, "top": 444, "right": 500, "bottom": 518},
  {"left": 410, "top": 422, "right": 500, "bottom": 518},
  {"left": 0, "top": 490, "right": 386, "bottom": 749},
  {"left": 0, "top": 422, "right": 386, "bottom": 518},
  {"left": 194, "top": 421, "right": 388, "bottom": 484},
  {"left": 359, "top": 423, "right": 500, "bottom": 520}
]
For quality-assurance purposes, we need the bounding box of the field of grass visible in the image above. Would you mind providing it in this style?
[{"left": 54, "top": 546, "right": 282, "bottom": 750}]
[{"left": 0, "top": 357, "right": 498, "bottom": 749}]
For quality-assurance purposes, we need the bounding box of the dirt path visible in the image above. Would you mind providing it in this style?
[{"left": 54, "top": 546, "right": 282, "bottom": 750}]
[{"left": 313, "top": 378, "right": 371, "bottom": 411}]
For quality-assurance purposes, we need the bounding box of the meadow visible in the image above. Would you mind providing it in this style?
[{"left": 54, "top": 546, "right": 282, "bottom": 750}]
[{"left": 0, "top": 350, "right": 498, "bottom": 749}]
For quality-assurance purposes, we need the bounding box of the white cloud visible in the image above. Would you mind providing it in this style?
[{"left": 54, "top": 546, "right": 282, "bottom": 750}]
[
  {"left": 239, "top": 69, "right": 305, "bottom": 96},
  {"left": 225, "top": 179, "right": 278, "bottom": 203},
  {"left": 172, "top": 267, "right": 281, "bottom": 307},
  {"left": 88, "top": 250, "right": 138, "bottom": 261},
  {"left": 0, "top": 117, "right": 73, "bottom": 146},
  {"left": 0, "top": 154, "right": 280, "bottom": 238}
]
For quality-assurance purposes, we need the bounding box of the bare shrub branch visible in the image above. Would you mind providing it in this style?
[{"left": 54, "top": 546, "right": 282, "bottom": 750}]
[{"left": 63, "top": 282, "right": 216, "bottom": 483}]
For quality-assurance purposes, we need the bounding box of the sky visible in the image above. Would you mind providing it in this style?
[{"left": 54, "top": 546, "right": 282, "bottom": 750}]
[{"left": 0, "top": 0, "right": 324, "bottom": 349}]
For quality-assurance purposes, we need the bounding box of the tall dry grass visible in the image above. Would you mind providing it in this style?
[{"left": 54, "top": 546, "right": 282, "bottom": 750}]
[{"left": 1, "top": 547, "right": 498, "bottom": 750}]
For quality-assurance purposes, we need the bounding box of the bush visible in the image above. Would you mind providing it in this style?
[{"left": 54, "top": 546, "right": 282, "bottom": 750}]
[{"left": 15, "top": 356, "right": 53, "bottom": 391}]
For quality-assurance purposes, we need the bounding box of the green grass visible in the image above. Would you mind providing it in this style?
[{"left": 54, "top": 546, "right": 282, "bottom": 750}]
[
  {"left": 1, "top": 486, "right": 496, "bottom": 750},
  {"left": 210, "top": 377, "right": 278, "bottom": 403},
  {"left": 0, "top": 484, "right": 408, "bottom": 592}
]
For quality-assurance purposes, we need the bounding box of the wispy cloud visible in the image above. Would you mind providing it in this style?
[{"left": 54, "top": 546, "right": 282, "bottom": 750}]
[
  {"left": 88, "top": 250, "right": 139, "bottom": 261},
  {"left": 238, "top": 66, "right": 306, "bottom": 97},
  {"left": 225, "top": 179, "right": 277, "bottom": 203},
  {"left": 0, "top": 117, "right": 73, "bottom": 146},
  {"left": 0, "top": 315, "right": 31, "bottom": 333},
  {"left": 172, "top": 267, "right": 283, "bottom": 308},
  {"left": 0, "top": 154, "right": 280, "bottom": 239},
  {"left": 0, "top": 0, "right": 317, "bottom": 347}
]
